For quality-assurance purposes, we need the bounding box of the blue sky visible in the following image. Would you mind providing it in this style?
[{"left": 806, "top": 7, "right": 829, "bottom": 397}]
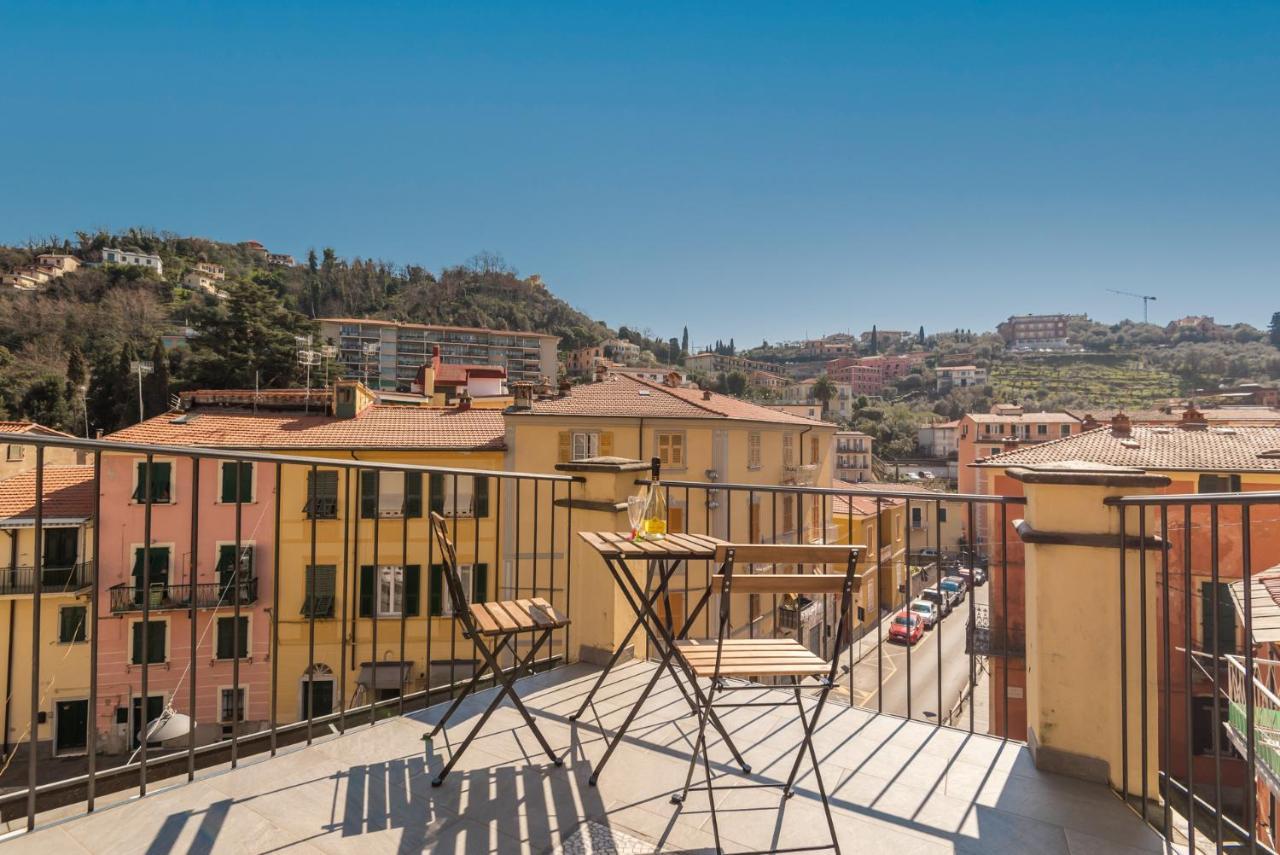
[{"left": 1, "top": 2, "right": 1276, "bottom": 347}]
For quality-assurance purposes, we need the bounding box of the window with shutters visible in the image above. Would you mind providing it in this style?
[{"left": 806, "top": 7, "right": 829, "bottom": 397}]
[
  {"left": 59, "top": 606, "right": 87, "bottom": 643},
  {"left": 572, "top": 432, "right": 599, "bottom": 461},
  {"left": 810, "top": 436, "right": 819, "bottom": 464},
  {"left": 430, "top": 563, "right": 488, "bottom": 616},
  {"left": 1200, "top": 580, "right": 1237, "bottom": 655},
  {"left": 1198, "top": 474, "right": 1242, "bottom": 493},
  {"left": 938, "top": 507, "right": 948, "bottom": 523},
  {"left": 215, "top": 544, "right": 254, "bottom": 593},
  {"left": 657, "top": 432, "right": 685, "bottom": 469},
  {"left": 377, "top": 565, "right": 403, "bottom": 617},
  {"left": 783, "top": 433, "right": 795, "bottom": 467},
  {"left": 301, "top": 565, "right": 337, "bottom": 618},
  {"left": 5, "top": 444, "right": 22, "bottom": 462},
  {"left": 215, "top": 616, "right": 250, "bottom": 659},
  {"left": 218, "top": 461, "right": 254, "bottom": 503},
  {"left": 747, "top": 432, "right": 761, "bottom": 470},
  {"left": 1060, "top": 424, "right": 1071, "bottom": 436},
  {"left": 130, "top": 620, "right": 167, "bottom": 664},
  {"left": 359, "top": 471, "right": 423, "bottom": 518},
  {"left": 219, "top": 687, "right": 246, "bottom": 722},
  {"left": 304, "top": 470, "right": 339, "bottom": 519},
  {"left": 131, "top": 460, "right": 173, "bottom": 503},
  {"left": 357, "top": 564, "right": 420, "bottom": 618},
  {"left": 782, "top": 496, "right": 794, "bottom": 536}
]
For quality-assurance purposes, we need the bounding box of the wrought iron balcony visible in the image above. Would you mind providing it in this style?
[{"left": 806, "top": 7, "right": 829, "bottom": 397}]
[
  {"left": 778, "top": 595, "right": 823, "bottom": 632},
  {"left": 108, "top": 577, "right": 259, "bottom": 613},
  {"left": 966, "top": 602, "right": 1025, "bottom": 657},
  {"left": 0, "top": 563, "right": 91, "bottom": 596},
  {"left": 1224, "top": 655, "right": 1280, "bottom": 796}
]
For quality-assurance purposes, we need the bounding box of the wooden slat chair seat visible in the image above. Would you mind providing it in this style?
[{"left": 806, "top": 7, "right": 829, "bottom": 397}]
[
  {"left": 425, "top": 512, "right": 568, "bottom": 786},
  {"left": 670, "top": 542, "right": 865, "bottom": 855}
]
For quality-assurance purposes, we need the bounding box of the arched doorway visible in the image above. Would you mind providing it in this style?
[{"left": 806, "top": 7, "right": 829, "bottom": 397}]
[{"left": 299, "top": 663, "right": 336, "bottom": 719}]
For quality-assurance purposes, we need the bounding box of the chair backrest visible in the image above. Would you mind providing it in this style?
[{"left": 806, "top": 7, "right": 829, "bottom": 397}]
[{"left": 429, "top": 512, "right": 472, "bottom": 621}]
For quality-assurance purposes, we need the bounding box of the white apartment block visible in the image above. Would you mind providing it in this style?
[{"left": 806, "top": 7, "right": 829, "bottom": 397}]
[
  {"left": 101, "top": 248, "right": 163, "bottom": 275},
  {"left": 937, "top": 364, "right": 987, "bottom": 391}
]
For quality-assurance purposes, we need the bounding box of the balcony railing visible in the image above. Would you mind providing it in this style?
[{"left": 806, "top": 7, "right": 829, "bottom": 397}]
[
  {"left": 0, "top": 563, "right": 91, "bottom": 596},
  {"left": 108, "top": 578, "right": 259, "bottom": 613},
  {"left": 1224, "top": 655, "right": 1280, "bottom": 796},
  {"left": 965, "top": 602, "right": 1024, "bottom": 657}
]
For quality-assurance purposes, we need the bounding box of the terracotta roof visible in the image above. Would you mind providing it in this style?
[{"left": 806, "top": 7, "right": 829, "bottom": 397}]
[
  {"left": 520, "top": 375, "right": 828, "bottom": 426},
  {"left": 1230, "top": 566, "right": 1280, "bottom": 645},
  {"left": 0, "top": 421, "right": 73, "bottom": 437},
  {"left": 1125, "top": 407, "right": 1280, "bottom": 426},
  {"left": 974, "top": 425, "right": 1280, "bottom": 472},
  {"left": 966, "top": 412, "right": 1080, "bottom": 425},
  {"left": 0, "top": 466, "right": 96, "bottom": 522},
  {"left": 104, "top": 406, "right": 505, "bottom": 451}
]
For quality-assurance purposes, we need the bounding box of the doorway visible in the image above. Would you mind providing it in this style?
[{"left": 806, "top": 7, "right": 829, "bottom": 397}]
[{"left": 54, "top": 699, "right": 88, "bottom": 755}]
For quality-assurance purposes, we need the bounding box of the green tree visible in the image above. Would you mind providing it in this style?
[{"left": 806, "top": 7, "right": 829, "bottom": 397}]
[
  {"left": 65, "top": 345, "right": 89, "bottom": 436},
  {"left": 20, "top": 374, "right": 74, "bottom": 431},
  {"left": 870, "top": 325, "right": 879, "bottom": 355},
  {"left": 681, "top": 326, "right": 689, "bottom": 357},
  {"left": 812, "top": 374, "right": 837, "bottom": 420},
  {"left": 187, "top": 280, "right": 316, "bottom": 389},
  {"left": 724, "top": 371, "right": 748, "bottom": 396},
  {"left": 918, "top": 326, "right": 925, "bottom": 344},
  {"left": 142, "top": 338, "right": 170, "bottom": 418},
  {"left": 1271, "top": 312, "right": 1280, "bottom": 348}
]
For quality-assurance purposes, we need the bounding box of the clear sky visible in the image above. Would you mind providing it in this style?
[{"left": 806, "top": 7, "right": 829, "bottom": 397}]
[{"left": 2, "top": 2, "right": 1276, "bottom": 347}]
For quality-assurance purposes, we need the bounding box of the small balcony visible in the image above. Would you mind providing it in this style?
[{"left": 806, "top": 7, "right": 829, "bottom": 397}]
[
  {"left": 778, "top": 594, "right": 823, "bottom": 632},
  {"left": 1224, "top": 655, "right": 1280, "bottom": 795},
  {"left": 0, "top": 563, "right": 91, "bottom": 596},
  {"left": 108, "top": 577, "right": 259, "bottom": 613}
]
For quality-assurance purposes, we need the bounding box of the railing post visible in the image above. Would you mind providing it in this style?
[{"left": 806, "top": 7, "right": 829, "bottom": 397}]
[{"left": 1008, "top": 462, "right": 1169, "bottom": 799}]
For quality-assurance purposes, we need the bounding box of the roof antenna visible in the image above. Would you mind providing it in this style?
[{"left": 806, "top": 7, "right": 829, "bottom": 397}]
[{"left": 254, "top": 371, "right": 260, "bottom": 415}]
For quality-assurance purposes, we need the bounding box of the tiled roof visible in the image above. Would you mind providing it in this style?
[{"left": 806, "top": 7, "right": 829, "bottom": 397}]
[
  {"left": 1124, "top": 407, "right": 1280, "bottom": 426},
  {"left": 521, "top": 375, "right": 828, "bottom": 426},
  {"left": 0, "top": 466, "right": 96, "bottom": 522},
  {"left": 967, "top": 412, "right": 1080, "bottom": 425},
  {"left": 1230, "top": 566, "right": 1280, "bottom": 645},
  {"left": 104, "top": 406, "right": 506, "bottom": 451},
  {"left": 0, "top": 421, "right": 73, "bottom": 437},
  {"left": 974, "top": 425, "right": 1280, "bottom": 472}
]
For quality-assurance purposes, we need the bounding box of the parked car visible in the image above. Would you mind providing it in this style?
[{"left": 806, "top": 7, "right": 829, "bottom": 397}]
[
  {"left": 889, "top": 611, "right": 924, "bottom": 645},
  {"left": 918, "top": 547, "right": 939, "bottom": 559},
  {"left": 951, "top": 565, "right": 987, "bottom": 588},
  {"left": 919, "top": 586, "right": 952, "bottom": 617},
  {"left": 939, "top": 576, "right": 966, "bottom": 606},
  {"left": 909, "top": 598, "right": 939, "bottom": 629}
]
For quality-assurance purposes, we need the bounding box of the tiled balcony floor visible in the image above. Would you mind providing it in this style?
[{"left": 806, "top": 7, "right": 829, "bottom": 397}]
[{"left": 3, "top": 661, "right": 1168, "bottom": 853}]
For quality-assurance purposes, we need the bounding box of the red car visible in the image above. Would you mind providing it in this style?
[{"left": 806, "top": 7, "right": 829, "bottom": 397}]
[{"left": 889, "top": 611, "right": 924, "bottom": 645}]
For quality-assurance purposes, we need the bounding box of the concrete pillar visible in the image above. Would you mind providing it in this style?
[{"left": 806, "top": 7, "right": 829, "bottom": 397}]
[
  {"left": 1009, "top": 462, "right": 1170, "bottom": 797},
  {"left": 554, "top": 458, "right": 651, "bottom": 666}
]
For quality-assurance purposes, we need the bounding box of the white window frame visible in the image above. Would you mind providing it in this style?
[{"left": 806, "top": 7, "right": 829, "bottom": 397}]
[
  {"left": 376, "top": 564, "right": 404, "bottom": 617},
  {"left": 442, "top": 476, "right": 476, "bottom": 518},
  {"left": 571, "top": 431, "right": 599, "bottom": 461},
  {"left": 377, "top": 471, "right": 406, "bottom": 518},
  {"left": 747, "top": 432, "right": 762, "bottom": 470},
  {"left": 656, "top": 431, "right": 686, "bottom": 470},
  {"left": 214, "top": 614, "right": 252, "bottom": 660},
  {"left": 129, "top": 616, "right": 170, "bottom": 665},
  {"left": 130, "top": 457, "right": 176, "bottom": 505},
  {"left": 218, "top": 685, "right": 248, "bottom": 723},
  {"left": 440, "top": 564, "right": 474, "bottom": 617},
  {"left": 216, "top": 461, "right": 257, "bottom": 504}
]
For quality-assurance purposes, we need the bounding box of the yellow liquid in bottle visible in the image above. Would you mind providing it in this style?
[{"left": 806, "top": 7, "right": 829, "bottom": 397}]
[{"left": 643, "top": 517, "right": 667, "bottom": 538}]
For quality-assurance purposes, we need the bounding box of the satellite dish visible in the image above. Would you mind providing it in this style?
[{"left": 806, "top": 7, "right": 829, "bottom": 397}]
[{"left": 143, "top": 709, "right": 193, "bottom": 742}]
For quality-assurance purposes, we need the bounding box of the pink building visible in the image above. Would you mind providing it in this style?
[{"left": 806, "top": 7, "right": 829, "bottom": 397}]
[
  {"left": 825, "top": 353, "right": 925, "bottom": 396},
  {"left": 95, "top": 453, "right": 276, "bottom": 753}
]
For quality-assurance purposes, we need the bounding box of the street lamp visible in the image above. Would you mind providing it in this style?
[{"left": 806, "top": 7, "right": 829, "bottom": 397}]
[{"left": 129, "top": 360, "right": 153, "bottom": 424}]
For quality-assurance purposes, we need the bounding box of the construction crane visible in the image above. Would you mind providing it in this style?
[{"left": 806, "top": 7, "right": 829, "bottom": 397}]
[{"left": 1107, "top": 289, "right": 1158, "bottom": 324}]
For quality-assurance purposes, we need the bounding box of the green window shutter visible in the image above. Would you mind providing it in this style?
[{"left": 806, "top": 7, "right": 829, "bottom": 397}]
[
  {"left": 221, "top": 462, "right": 237, "bottom": 502},
  {"left": 360, "top": 472, "right": 377, "bottom": 519},
  {"left": 302, "top": 565, "right": 337, "bottom": 617},
  {"left": 1218, "top": 581, "right": 1237, "bottom": 654},
  {"left": 404, "top": 565, "right": 421, "bottom": 616},
  {"left": 131, "top": 548, "right": 145, "bottom": 578},
  {"left": 429, "top": 474, "right": 444, "bottom": 515},
  {"left": 429, "top": 565, "right": 444, "bottom": 616},
  {"left": 133, "top": 462, "right": 148, "bottom": 502},
  {"left": 358, "top": 565, "right": 374, "bottom": 617},
  {"left": 474, "top": 477, "right": 489, "bottom": 518},
  {"left": 473, "top": 563, "right": 488, "bottom": 604},
  {"left": 131, "top": 622, "right": 143, "bottom": 664},
  {"left": 216, "top": 617, "right": 234, "bottom": 659},
  {"left": 216, "top": 545, "right": 234, "bottom": 578},
  {"left": 222, "top": 462, "right": 252, "bottom": 503},
  {"left": 404, "top": 472, "right": 423, "bottom": 518},
  {"left": 149, "top": 547, "right": 170, "bottom": 579},
  {"left": 134, "top": 622, "right": 165, "bottom": 664},
  {"left": 305, "top": 471, "right": 339, "bottom": 518}
]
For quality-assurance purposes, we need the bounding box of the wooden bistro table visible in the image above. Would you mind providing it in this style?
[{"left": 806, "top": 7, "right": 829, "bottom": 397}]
[{"left": 575, "top": 531, "right": 750, "bottom": 785}]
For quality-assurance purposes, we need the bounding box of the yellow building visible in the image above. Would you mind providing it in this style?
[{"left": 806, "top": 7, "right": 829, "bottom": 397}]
[
  {"left": 503, "top": 372, "right": 838, "bottom": 658},
  {"left": 0, "top": 466, "right": 95, "bottom": 759},
  {"left": 1, "top": 422, "right": 85, "bottom": 482}
]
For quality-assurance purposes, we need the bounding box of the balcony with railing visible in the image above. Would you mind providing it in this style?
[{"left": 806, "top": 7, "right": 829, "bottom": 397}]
[
  {"left": 0, "top": 433, "right": 1174, "bottom": 855},
  {"left": 1225, "top": 655, "right": 1280, "bottom": 797},
  {"left": 108, "top": 577, "right": 259, "bottom": 613},
  {"left": 0, "top": 563, "right": 91, "bottom": 596}
]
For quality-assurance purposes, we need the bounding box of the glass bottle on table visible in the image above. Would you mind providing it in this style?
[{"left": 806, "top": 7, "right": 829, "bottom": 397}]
[{"left": 641, "top": 456, "right": 667, "bottom": 540}]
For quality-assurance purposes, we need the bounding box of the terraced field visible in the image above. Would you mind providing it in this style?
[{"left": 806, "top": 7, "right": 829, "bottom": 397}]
[{"left": 989, "top": 358, "right": 1183, "bottom": 410}]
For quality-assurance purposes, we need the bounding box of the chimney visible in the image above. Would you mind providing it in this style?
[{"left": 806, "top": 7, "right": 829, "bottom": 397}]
[
  {"left": 1179, "top": 405, "right": 1208, "bottom": 430},
  {"left": 1110, "top": 412, "right": 1132, "bottom": 436},
  {"left": 511, "top": 382, "right": 534, "bottom": 411},
  {"left": 593, "top": 361, "right": 610, "bottom": 383},
  {"left": 702, "top": 389, "right": 712, "bottom": 401},
  {"left": 457, "top": 390, "right": 472, "bottom": 411},
  {"left": 1080, "top": 413, "right": 1099, "bottom": 431},
  {"left": 558, "top": 379, "right": 572, "bottom": 397}
]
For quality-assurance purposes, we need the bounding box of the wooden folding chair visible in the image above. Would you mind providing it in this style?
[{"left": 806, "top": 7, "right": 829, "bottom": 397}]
[
  {"left": 672, "top": 543, "right": 862, "bottom": 855},
  {"left": 424, "top": 512, "right": 570, "bottom": 786}
]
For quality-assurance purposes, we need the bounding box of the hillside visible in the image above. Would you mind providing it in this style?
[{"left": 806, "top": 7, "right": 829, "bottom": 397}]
[
  {"left": 0, "top": 228, "right": 613, "bottom": 435},
  {"left": 989, "top": 354, "right": 1183, "bottom": 411}
]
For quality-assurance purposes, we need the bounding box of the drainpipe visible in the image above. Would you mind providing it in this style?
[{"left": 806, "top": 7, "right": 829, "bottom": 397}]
[{"left": 3, "top": 529, "right": 16, "bottom": 756}]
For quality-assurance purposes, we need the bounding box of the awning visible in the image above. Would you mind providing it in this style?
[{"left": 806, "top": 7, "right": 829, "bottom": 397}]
[
  {"left": 356, "top": 661, "right": 413, "bottom": 690},
  {"left": 0, "top": 517, "right": 89, "bottom": 530}
]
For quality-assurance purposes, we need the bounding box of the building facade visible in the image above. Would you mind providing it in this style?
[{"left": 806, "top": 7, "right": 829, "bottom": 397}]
[{"left": 996, "top": 314, "right": 1071, "bottom": 351}]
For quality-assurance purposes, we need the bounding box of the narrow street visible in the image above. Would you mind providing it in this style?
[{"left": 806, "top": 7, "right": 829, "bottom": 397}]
[{"left": 835, "top": 579, "right": 989, "bottom": 726}]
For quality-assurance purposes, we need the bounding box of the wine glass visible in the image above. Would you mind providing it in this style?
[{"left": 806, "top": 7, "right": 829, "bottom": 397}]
[{"left": 627, "top": 494, "right": 647, "bottom": 540}]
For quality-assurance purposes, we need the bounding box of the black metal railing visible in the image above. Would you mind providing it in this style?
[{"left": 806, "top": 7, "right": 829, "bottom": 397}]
[
  {"left": 636, "top": 475, "right": 1025, "bottom": 736},
  {"left": 0, "top": 432, "right": 578, "bottom": 833},
  {"left": 1107, "top": 489, "right": 1280, "bottom": 854},
  {"left": 108, "top": 578, "right": 259, "bottom": 613},
  {"left": 0, "top": 563, "right": 91, "bottom": 596}
]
